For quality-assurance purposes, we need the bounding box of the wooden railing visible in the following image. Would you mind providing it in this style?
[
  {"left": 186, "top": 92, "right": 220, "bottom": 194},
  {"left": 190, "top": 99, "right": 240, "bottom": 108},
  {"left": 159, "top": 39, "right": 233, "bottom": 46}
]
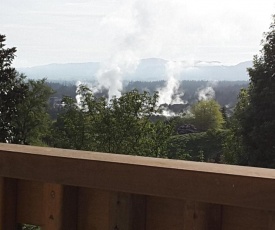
[{"left": 1, "top": 143, "right": 275, "bottom": 229}]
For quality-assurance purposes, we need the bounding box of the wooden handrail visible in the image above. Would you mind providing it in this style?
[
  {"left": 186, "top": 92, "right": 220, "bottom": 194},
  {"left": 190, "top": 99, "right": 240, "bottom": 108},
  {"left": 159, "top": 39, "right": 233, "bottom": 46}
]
[{"left": 1, "top": 143, "right": 275, "bottom": 211}]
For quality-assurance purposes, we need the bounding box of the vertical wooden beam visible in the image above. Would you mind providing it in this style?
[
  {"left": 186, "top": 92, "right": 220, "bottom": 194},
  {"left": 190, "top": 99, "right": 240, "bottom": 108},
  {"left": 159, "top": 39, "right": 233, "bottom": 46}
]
[
  {"left": 146, "top": 198, "right": 222, "bottom": 230},
  {"left": 183, "top": 200, "right": 196, "bottom": 230},
  {"left": 109, "top": 192, "right": 147, "bottom": 230},
  {"left": 109, "top": 192, "right": 131, "bottom": 230},
  {"left": 131, "top": 194, "right": 146, "bottom": 230},
  {"left": 206, "top": 203, "right": 223, "bottom": 230},
  {"left": 77, "top": 189, "right": 146, "bottom": 230},
  {"left": 0, "top": 177, "right": 3, "bottom": 228},
  {"left": 61, "top": 186, "right": 78, "bottom": 230},
  {"left": 268, "top": 211, "right": 275, "bottom": 230},
  {"left": 17, "top": 181, "right": 63, "bottom": 230},
  {"left": 146, "top": 196, "right": 185, "bottom": 230},
  {"left": 0, "top": 178, "right": 18, "bottom": 230},
  {"left": 17, "top": 180, "right": 45, "bottom": 226},
  {"left": 183, "top": 200, "right": 222, "bottom": 230},
  {"left": 77, "top": 188, "right": 110, "bottom": 230},
  {"left": 222, "top": 206, "right": 269, "bottom": 230},
  {"left": 43, "top": 183, "right": 63, "bottom": 230}
]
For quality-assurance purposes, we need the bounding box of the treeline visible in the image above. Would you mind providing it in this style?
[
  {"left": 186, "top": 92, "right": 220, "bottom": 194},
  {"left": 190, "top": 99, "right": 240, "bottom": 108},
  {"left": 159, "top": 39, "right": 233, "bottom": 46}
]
[
  {"left": 47, "top": 80, "right": 248, "bottom": 108},
  {"left": 1, "top": 14, "right": 275, "bottom": 169},
  {"left": 46, "top": 79, "right": 248, "bottom": 121}
]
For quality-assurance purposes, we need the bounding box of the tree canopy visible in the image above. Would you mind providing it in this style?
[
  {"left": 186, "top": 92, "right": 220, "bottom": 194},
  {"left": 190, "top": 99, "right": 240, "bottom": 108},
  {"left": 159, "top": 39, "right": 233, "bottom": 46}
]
[
  {"left": 231, "top": 15, "right": 275, "bottom": 168},
  {"left": 0, "top": 34, "right": 28, "bottom": 142},
  {"left": 191, "top": 99, "right": 224, "bottom": 131},
  {"left": 51, "top": 86, "right": 172, "bottom": 157},
  {"left": 0, "top": 34, "right": 53, "bottom": 145}
]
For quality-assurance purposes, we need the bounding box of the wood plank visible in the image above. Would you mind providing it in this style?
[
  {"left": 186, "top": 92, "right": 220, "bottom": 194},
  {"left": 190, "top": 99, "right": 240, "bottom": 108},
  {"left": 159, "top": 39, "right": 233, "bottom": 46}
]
[
  {"left": 61, "top": 186, "right": 78, "bottom": 230},
  {"left": 0, "top": 177, "right": 3, "bottom": 228},
  {"left": 222, "top": 206, "right": 269, "bottom": 230},
  {"left": 17, "top": 181, "right": 63, "bottom": 230},
  {"left": 1, "top": 144, "right": 275, "bottom": 211},
  {"left": 268, "top": 211, "right": 275, "bottom": 230},
  {"left": 43, "top": 183, "right": 63, "bottom": 230},
  {"left": 206, "top": 202, "right": 222, "bottom": 230},
  {"left": 131, "top": 194, "right": 146, "bottom": 230},
  {"left": 17, "top": 180, "right": 45, "bottom": 226},
  {"left": 109, "top": 193, "right": 147, "bottom": 230},
  {"left": 77, "top": 188, "right": 110, "bottom": 230},
  {"left": 1, "top": 178, "right": 18, "bottom": 230},
  {"left": 183, "top": 201, "right": 222, "bottom": 230},
  {"left": 109, "top": 192, "right": 132, "bottom": 230},
  {"left": 146, "top": 196, "right": 185, "bottom": 230}
]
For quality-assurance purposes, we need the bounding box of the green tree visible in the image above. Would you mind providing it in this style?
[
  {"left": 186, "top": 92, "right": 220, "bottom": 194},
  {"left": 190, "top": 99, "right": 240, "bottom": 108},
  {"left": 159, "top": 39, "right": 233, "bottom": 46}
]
[
  {"left": 13, "top": 79, "right": 54, "bottom": 145},
  {"left": 52, "top": 86, "right": 172, "bottom": 157},
  {"left": 0, "top": 34, "right": 28, "bottom": 143},
  {"left": 222, "top": 88, "right": 249, "bottom": 165},
  {"left": 191, "top": 99, "right": 224, "bottom": 131},
  {"left": 234, "top": 15, "right": 275, "bottom": 168},
  {"left": 166, "top": 129, "right": 227, "bottom": 162},
  {"left": 51, "top": 95, "right": 91, "bottom": 150}
]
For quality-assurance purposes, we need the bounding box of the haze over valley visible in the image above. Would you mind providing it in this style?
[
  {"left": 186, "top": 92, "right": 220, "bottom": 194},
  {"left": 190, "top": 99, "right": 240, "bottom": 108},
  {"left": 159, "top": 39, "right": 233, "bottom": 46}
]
[{"left": 18, "top": 58, "right": 252, "bottom": 82}]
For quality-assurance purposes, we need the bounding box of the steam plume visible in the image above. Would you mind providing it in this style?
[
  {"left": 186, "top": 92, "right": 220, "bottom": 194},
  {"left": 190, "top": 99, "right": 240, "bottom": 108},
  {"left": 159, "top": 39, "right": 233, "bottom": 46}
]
[
  {"left": 96, "top": 51, "right": 139, "bottom": 101},
  {"left": 197, "top": 81, "right": 217, "bottom": 101},
  {"left": 158, "top": 61, "right": 186, "bottom": 105}
]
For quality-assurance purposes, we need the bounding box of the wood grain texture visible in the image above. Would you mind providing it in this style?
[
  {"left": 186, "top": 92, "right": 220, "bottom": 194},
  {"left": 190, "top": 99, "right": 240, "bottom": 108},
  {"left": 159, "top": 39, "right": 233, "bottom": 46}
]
[
  {"left": 77, "top": 188, "right": 111, "bottom": 230},
  {"left": 0, "top": 177, "right": 3, "bottom": 228},
  {"left": 17, "top": 180, "right": 45, "bottom": 225},
  {"left": 1, "top": 178, "right": 18, "bottom": 230},
  {"left": 16, "top": 181, "right": 63, "bottom": 230},
  {"left": 146, "top": 196, "right": 185, "bottom": 230},
  {"left": 61, "top": 186, "right": 78, "bottom": 230},
  {"left": 1, "top": 144, "right": 275, "bottom": 211},
  {"left": 222, "top": 206, "right": 269, "bottom": 230}
]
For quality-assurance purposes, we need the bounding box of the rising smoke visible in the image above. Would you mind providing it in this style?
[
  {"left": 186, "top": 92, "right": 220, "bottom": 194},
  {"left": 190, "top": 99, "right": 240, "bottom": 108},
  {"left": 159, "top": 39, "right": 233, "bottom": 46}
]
[
  {"left": 94, "top": 0, "right": 156, "bottom": 101},
  {"left": 196, "top": 81, "right": 217, "bottom": 101},
  {"left": 158, "top": 61, "right": 188, "bottom": 105},
  {"left": 95, "top": 51, "right": 139, "bottom": 100},
  {"left": 76, "top": 0, "right": 215, "bottom": 112}
]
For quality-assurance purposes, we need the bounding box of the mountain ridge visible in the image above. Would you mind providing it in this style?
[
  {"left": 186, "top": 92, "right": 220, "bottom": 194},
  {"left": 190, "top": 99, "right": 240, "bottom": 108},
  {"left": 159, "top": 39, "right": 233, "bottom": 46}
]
[{"left": 17, "top": 58, "right": 252, "bottom": 82}]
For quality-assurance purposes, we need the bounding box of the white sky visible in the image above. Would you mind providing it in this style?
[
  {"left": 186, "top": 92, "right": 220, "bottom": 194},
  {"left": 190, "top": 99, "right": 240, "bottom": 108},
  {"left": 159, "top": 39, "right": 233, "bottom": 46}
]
[{"left": 1, "top": 0, "right": 275, "bottom": 67}]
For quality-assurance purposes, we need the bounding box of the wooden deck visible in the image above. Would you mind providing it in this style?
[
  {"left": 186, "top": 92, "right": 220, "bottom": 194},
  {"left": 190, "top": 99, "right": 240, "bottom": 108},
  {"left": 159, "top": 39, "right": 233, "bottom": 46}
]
[{"left": 1, "top": 143, "right": 275, "bottom": 229}]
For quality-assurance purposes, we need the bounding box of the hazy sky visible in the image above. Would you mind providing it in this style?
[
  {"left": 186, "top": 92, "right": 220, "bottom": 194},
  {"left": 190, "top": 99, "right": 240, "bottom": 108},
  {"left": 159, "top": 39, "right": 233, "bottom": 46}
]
[{"left": 1, "top": 0, "right": 275, "bottom": 67}]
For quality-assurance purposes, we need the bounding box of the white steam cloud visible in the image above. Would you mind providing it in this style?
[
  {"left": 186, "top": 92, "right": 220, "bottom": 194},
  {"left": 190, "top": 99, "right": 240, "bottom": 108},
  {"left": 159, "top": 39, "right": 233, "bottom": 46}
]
[
  {"left": 158, "top": 61, "right": 185, "bottom": 105},
  {"left": 197, "top": 81, "right": 217, "bottom": 101},
  {"left": 94, "top": 0, "right": 159, "bottom": 101},
  {"left": 96, "top": 51, "right": 139, "bottom": 100}
]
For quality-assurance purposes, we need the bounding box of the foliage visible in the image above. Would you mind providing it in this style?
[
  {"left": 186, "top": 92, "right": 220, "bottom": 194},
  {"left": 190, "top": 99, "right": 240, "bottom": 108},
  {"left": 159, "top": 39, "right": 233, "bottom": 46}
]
[
  {"left": 0, "top": 34, "right": 28, "bottom": 143},
  {"left": 51, "top": 86, "right": 172, "bottom": 156},
  {"left": 165, "top": 129, "right": 227, "bottom": 162},
  {"left": 18, "top": 224, "right": 40, "bottom": 230},
  {"left": 191, "top": 99, "right": 224, "bottom": 131},
  {"left": 13, "top": 79, "right": 54, "bottom": 145},
  {"left": 222, "top": 89, "right": 249, "bottom": 165},
  {"left": 232, "top": 16, "right": 275, "bottom": 168}
]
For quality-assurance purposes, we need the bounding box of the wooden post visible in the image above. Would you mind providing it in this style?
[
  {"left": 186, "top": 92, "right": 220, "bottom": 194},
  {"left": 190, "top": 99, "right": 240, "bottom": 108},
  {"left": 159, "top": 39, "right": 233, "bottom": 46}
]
[
  {"left": 268, "top": 211, "right": 275, "bottom": 230},
  {"left": 17, "top": 180, "right": 63, "bottom": 230},
  {"left": 61, "top": 185, "right": 78, "bottom": 230},
  {"left": 109, "top": 192, "right": 132, "bottom": 230},
  {"left": 0, "top": 178, "right": 18, "bottom": 230},
  {"left": 146, "top": 196, "right": 185, "bottom": 230},
  {"left": 222, "top": 206, "right": 270, "bottom": 230},
  {"left": 0, "top": 177, "right": 3, "bottom": 228},
  {"left": 77, "top": 188, "right": 111, "bottom": 229},
  {"left": 183, "top": 200, "right": 222, "bottom": 230},
  {"left": 43, "top": 183, "right": 63, "bottom": 230},
  {"left": 131, "top": 194, "right": 146, "bottom": 230}
]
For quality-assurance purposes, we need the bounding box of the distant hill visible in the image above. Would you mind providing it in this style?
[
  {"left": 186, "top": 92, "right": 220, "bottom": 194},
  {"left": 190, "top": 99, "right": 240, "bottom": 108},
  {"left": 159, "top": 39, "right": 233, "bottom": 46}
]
[{"left": 17, "top": 58, "right": 252, "bottom": 81}]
